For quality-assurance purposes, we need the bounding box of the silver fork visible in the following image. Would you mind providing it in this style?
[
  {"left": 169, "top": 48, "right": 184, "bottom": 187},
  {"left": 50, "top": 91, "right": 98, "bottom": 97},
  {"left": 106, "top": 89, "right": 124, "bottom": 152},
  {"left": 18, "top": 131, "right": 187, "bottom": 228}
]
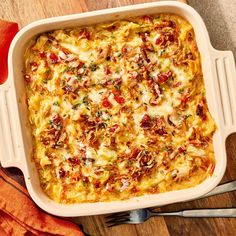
[
  {"left": 106, "top": 180, "right": 236, "bottom": 227},
  {"left": 106, "top": 208, "right": 236, "bottom": 227}
]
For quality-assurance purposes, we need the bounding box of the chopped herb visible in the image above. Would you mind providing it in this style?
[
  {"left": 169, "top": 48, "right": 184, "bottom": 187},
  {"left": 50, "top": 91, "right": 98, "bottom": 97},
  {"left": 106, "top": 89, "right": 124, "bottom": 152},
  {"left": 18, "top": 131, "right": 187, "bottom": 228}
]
[
  {"left": 117, "top": 53, "right": 121, "bottom": 57},
  {"left": 90, "top": 63, "right": 98, "bottom": 71},
  {"left": 53, "top": 101, "right": 59, "bottom": 106},
  {"left": 86, "top": 107, "right": 90, "bottom": 111},
  {"left": 43, "top": 79, "right": 48, "bottom": 83},
  {"left": 160, "top": 49, "right": 166, "bottom": 56},
  {"left": 144, "top": 102, "right": 148, "bottom": 105},
  {"left": 178, "top": 88, "right": 184, "bottom": 94},
  {"left": 72, "top": 103, "right": 80, "bottom": 109},
  {"left": 82, "top": 96, "right": 89, "bottom": 105},
  {"left": 96, "top": 111, "right": 102, "bottom": 117},
  {"left": 98, "top": 91, "right": 104, "bottom": 95},
  {"left": 114, "top": 85, "right": 121, "bottom": 90},
  {"left": 185, "top": 114, "right": 192, "bottom": 119}
]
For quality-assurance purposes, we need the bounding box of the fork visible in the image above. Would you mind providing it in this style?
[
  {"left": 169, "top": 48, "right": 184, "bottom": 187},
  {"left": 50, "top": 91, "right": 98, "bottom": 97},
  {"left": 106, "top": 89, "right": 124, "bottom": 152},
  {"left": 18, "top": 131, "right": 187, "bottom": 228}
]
[
  {"left": 106, "top": 208, "right": 236, "bottom": 227},
  {"left": 106, "top": 180, "right": 236, "bottom": 227}
]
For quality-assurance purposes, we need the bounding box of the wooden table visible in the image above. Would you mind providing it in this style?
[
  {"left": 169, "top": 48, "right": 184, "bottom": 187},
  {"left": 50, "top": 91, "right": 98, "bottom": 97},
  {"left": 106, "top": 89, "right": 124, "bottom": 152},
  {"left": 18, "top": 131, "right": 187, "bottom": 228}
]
[{"left": 1, "top": 1, "right": 236, "bottom": 235}]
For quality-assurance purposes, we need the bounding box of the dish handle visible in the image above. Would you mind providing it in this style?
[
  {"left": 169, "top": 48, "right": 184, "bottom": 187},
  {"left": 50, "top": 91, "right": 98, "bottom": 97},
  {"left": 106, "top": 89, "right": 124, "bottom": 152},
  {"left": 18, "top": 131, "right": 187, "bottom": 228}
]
[
  {"left": 0, "top": 82, "right": 25, "bottom": 171},
  {"left": 210, "top": 48, "right": 236, "bottom": 137}
]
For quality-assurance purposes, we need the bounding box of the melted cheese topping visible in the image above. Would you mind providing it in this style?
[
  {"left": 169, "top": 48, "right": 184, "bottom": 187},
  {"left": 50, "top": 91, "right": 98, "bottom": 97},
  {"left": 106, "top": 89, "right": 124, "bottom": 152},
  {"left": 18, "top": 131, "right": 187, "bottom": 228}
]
[{"left": 24, "top": 14, "right": 216, "bottom": 203}]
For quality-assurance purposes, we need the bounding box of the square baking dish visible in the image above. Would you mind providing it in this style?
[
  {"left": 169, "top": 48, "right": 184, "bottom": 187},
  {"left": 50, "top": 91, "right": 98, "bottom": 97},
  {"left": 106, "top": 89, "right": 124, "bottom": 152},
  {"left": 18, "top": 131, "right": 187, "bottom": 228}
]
[{"left": 0, "top": 1, "right": 236, "bottom": 217}]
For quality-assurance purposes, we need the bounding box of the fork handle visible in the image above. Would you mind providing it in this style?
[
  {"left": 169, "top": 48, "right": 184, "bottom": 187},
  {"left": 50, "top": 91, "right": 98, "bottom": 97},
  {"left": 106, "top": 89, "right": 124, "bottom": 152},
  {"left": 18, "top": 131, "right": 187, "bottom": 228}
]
[
  {"left": 151, "top": 209, "right": 236, "bottom": 218},
  {"left": 182, "top": 209, "right": 236, "bottom": 218}
]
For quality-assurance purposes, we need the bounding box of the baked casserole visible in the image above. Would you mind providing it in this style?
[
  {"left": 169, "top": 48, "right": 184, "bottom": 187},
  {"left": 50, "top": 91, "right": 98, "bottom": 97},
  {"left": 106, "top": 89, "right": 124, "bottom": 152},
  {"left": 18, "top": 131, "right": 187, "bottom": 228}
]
[{"left": 24, "top": 14, "right": 216, "bottom": 203}]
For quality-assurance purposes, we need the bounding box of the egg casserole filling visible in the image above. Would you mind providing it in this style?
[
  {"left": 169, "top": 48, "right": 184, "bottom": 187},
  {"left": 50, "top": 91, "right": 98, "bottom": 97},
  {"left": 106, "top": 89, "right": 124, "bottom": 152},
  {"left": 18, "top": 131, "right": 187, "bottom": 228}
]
[{"left": 24, "top": 14, "right": 216, "bottom": 203}]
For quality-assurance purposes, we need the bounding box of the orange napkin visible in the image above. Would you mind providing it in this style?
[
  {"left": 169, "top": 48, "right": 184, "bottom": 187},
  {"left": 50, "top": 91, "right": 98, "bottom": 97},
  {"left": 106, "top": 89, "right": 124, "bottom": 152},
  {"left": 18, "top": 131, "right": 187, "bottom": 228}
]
[
  {"left": 0, "top": 168, "right": 84, "bottom": 236},
  {"left": 0, "top": 19, "right": 18, "bottom": 84},
  {"left": 0, "top": 19, "right": 84, "bottom": 236}
]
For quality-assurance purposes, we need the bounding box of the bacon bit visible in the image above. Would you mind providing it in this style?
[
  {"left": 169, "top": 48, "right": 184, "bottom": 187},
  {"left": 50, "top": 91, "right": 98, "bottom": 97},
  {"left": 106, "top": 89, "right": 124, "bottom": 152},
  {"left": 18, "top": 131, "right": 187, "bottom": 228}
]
[
  {"left": 155, "top": 32, "right": 176, "bottom": 47},
  {"left": 49, "top": 53, "right": 59, "bottom": 63},
  {"left": 156, "top": 127, "right": 167, "bottom": 136},
  {"left": 185, "top": 52, "right": 194, "bottom": 60},
  {"left": 40, "top": 135, "right": 50, "bottom": 145},
  {"left": 24, "top": 74, "right": 32, "bottom": 84},
  {"left": 141, "top": 15, "right": 153, "bottom": 23},
  {"left": 102, "top": 79, "right": 113, "bottom": 86},
  {"left": 140, "top": 114, "right": 152, "bottom": 129},
  {"left": 30, "top": 62, "right": 38, "bottom": 72},
  {"left": 155, "top": 36, "right": 163, "bottom": 45},
  {"left": 140, "top": 45, "right": 150, "bottom": 63},
  {"left": 94, "top": 167, "right": 104, "bottom": 175},
  {"left": 155, "top": 20, "right": 176, "bottom": 30},
  {"left": 178, "top": 147, "right": 185, "bottom": 153},
  {"left": 63, "top": 85, "right": 73, "bottom": 94},
  {"left": 78, "top": 29, "right": 90, "bottom": 40},
  {"left": 157, "top": 70, "right": 172, "bottom": 84},
  {"left": 140, "top": 154, "right": 153, "bottom": 167},
  {"left": 139, "top": 32, "right": 150, "bottom": 42},
  {"left": 107, "top": 25, "right": 117, "bottom": 31},
  {"left": 109, "top": 124, "right": 119, "bottom": 132},
  {"left": 52, "top": 114, "right": 61, "bottom": 126},
  {"left": 149, "top": 98, "right": 159, "bottom": 106},
  {"left": 121, "top": 45, "right": 128, "bottom": 56},
  {"left": 59, "top": 169, "right": 65, "bottom": 178},
  {"left": 114, "top": 95, "right": 125, "bottom": 104},
  {"left": 130, "top": 148, "right": 142, "bottom": 160},
  {"left": 82, "top": 176, "right": 89, "bottom": 183},
  {"left": 181, "top": 95, "right": 191, "bottom": 105},
  {"left": 105, "top": 66, "right": 111, "bottom": 75},
  {"left": 196, "top": 104, "right": 207, "bottom": 120},
  {"left": 68, "top": 157, "right": 80, "bottom": 166},
  {"left": 131, "top": 186, "right": 139, "bottom": 193},
  {"left": 189, "top": 128, "right": 197, "bottom": 141},
  {"left": 186, "top": 30, "right": 194, "bottom": 42},
  {"left": 102, "top": 97, "right": 112, "bottom": 108},
  {"left": 39, "top": 52, "right": 46, "bottom": 58},
  {"left": 174, "top": 81, "right": 182, "bottom": 87},
  {"left": 72, "top": 175, "right": 81, "bottom": 181},
  {"left": 162, "top": 159, "right": 168, "bottom": 166},
  {"left": 94, "top": 180, "right": 101, "bottom": 188},
  {"left": 105, "top": 182, "right": 114, "bottom": 192}
]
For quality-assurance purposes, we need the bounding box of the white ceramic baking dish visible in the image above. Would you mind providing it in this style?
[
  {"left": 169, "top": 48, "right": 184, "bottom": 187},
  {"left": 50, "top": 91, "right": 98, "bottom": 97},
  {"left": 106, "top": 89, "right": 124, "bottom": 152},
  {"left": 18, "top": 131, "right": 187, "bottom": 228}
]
[{"left": 0, "top": 1, "right": 236, "bottom": 217}]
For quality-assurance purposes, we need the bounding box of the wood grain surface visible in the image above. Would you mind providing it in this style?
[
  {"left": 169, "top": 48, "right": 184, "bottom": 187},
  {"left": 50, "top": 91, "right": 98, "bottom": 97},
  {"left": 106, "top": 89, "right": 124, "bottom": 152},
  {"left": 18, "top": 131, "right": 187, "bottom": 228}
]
[{"left": 1, "top": 1, "right": 236, "bottom": 236}]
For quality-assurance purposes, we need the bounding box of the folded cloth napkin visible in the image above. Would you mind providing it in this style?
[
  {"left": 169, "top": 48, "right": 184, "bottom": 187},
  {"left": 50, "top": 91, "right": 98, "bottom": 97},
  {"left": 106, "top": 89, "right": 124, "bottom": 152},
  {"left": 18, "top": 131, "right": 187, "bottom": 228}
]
[
  {"left": 0, "top": 19, "right": 84, "bottom": 236},
  {"left": 0, "top": 168, "right": 84, "bottom": 236},
  {"left": 0, "top": 19, "right": 18, "bottom": 84}
]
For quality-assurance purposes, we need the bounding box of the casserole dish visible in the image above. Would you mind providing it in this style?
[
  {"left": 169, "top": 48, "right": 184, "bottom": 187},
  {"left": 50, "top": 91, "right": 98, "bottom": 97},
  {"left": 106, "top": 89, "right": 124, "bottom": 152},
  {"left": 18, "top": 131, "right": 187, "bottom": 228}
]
[{"left": 0, "top": 1, "right": 235, "bottom": 216}]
